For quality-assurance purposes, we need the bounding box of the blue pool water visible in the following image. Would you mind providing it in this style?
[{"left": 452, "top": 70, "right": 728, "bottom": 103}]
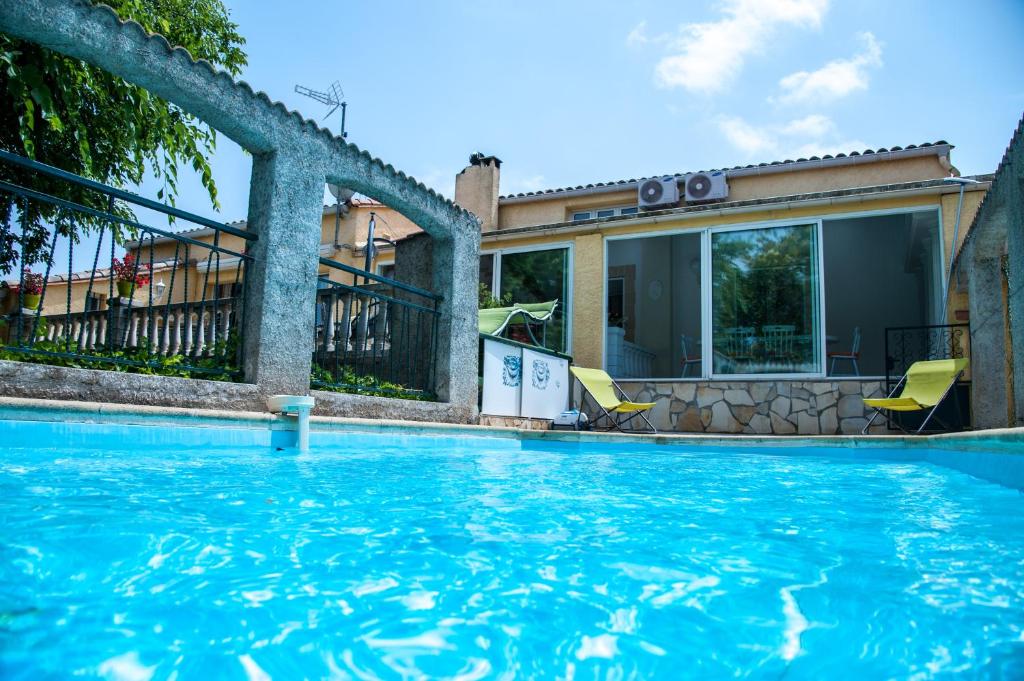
[{"left": 2, "top": 433, "right": 1024, "bottom": 679}]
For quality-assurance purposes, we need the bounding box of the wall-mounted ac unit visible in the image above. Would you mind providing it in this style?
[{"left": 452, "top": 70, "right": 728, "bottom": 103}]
[
  {"left": 637, "top": 177, "right": 680, "bottom": 209},
  {"left": 684, "top": 171, "right": 729, "bottom": 202}
]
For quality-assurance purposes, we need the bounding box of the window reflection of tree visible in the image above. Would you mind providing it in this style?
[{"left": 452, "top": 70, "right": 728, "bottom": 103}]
[
  {"left": 713, "top": 225, "right": 815, "bottom": 339},
  {"left": 500, "top": 249, "right": 568, "bottom": 352}
]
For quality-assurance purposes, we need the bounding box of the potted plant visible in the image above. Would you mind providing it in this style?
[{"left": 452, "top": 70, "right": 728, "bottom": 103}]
[
  {"left": 112, "top": 253, "right": 151, "bottom": 298},
  {"left": 20, "top": 268, "right": 44, "bottom": 310}
]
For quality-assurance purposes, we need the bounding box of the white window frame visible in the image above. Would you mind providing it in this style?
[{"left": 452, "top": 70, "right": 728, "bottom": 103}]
[
  {"left": 602, "top": 205, "right": 943, "bottom": 381},
  {"left": 571, "top": 205, "right": 639, "bottom": 222},
  {"left": 481, "top": 241, "right": 575, "bottom": 352}
]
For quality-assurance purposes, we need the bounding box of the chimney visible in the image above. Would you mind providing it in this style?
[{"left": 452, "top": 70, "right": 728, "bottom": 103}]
[{"left": 454, "top": 152, "right": 501, "bottom": 231}]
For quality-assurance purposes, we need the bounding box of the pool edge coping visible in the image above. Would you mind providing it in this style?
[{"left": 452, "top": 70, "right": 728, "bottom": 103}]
[{"left": 1, "top": 395, "right": 1021, "bottom": 452}]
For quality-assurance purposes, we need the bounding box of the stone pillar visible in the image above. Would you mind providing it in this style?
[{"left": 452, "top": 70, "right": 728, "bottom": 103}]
[
  {"left": 432, "top": 232, "right": 479, "bottom": 412},
  {"left": 241, "top": 150, "right": 327, "bottom": 395},
  {"left": 395, "top": 231, "right": 479, "bottom": 416},
  {"left": 967, "top": 253, "right": 1011, "bottom": 429}
]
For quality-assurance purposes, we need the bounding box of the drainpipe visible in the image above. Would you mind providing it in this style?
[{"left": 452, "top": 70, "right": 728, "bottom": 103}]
[
  {"left": 333, "top": 196, "right": 341, "bottom": 250},
  {"left": 939, "top": 176, "right": 981, "bottom": 324},
  {"left": 364, "top": 211, "right": 376, "bottom": 285}
]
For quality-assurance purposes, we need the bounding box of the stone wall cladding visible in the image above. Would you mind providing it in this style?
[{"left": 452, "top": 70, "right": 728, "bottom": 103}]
[{"left": 617, "top": 380, "right": 888, "bottom": 435}]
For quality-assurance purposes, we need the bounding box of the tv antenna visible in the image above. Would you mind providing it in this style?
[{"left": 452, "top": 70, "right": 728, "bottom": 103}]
[{"left": 294, "top": 80, "right": 347, "bottom": 138}]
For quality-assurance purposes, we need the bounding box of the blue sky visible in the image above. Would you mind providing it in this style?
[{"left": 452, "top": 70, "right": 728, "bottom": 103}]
[{"left": 139, "top": 0, "right": 1024, "bottom": 225}]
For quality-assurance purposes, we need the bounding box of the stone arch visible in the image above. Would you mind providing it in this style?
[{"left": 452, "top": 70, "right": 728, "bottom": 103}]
[{"left": 0, "top": 0, "right": 481, "bottom": 413}]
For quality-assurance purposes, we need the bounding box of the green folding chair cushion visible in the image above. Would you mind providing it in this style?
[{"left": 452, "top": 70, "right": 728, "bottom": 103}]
[{"left": 479, "top": 300, "right": 558, "bottom": 336}]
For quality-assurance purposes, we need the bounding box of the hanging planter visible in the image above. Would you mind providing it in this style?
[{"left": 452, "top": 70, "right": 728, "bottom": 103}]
[
  {"left": 116, "top": 280, "right": 136, "bottom": 298},
  {"left": 22, "top": 293, "right": 41, "bottom": 310},
  {"left": 112, "top": 254, "right": 151, "bottom": 299},
  {"left": 19, "top": 268, "right": 43, "bottom": 310}
]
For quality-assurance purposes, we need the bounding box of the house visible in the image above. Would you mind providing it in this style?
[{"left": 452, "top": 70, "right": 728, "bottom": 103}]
[
  {"left": 14, "top": 139, "right": 1000, "bottom": 434},
  {"left": 377, "top": 145, "right": 992, "bottom": 434}
]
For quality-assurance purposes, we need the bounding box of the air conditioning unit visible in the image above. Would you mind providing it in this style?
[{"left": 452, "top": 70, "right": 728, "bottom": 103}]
[
  {"left": 637, "top": 177, "right": 680, "bottom": 209},
  {"left": 684, "top": 171, "right": 728, "bottom": 202}
]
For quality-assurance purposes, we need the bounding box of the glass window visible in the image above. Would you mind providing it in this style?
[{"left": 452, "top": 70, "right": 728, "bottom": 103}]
[
  {"left": 377, "top": 263, "right": 396, "bottom": 280},
  {"left": 620, "top": 207, "right": 639, "bottom": 215},
  {"left": 711, "top": 224, "right": 821, "bottom": 374},
  {"left": 499, "top": 248, "right": 570, "bottom": 353},
  {"left": 479, "top": 253, "right": 495, "bottom": 290},
  {"left": 822, "top": 211, "right": 943, "bottom": 377},
  {"left": 596, "top": 209, "right": 615, "bottom": 218},
  {"left": 606, "top": 233, "right": 702, "bottom": 378},
  {"left": 572, "top": 212, "right": 591, "bottom": 222}
]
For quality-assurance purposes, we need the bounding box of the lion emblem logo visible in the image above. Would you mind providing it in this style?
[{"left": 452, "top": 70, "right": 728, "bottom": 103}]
[
  {"left": 502, "top": 355, "right": 521, "bottom": 387},
  {"left": 531, "top": 359, "right": 551, "bottom": 390}
]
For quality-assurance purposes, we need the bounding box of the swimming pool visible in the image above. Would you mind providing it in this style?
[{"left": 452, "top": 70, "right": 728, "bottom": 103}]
[{"left": 2, "top": 416, "right": 1024, "bottom": 678}]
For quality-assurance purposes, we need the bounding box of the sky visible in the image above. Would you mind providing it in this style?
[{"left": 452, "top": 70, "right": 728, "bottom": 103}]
[{"left": 59, "top": 0, "right": 1024, "bottom": 269}]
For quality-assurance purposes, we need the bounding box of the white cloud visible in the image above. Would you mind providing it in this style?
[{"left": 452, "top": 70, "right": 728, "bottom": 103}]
[
  {"left": 719, "top": 116, "right": 778, "bottom": 155},
  {"left": 652, "top": 0, "right": 829, "bottom": 93},
  {"left": 626, "top": 21, "right": 649, "bottom": 47},
  {"left": 504, "top": 173, "right": 546, "bottom": 194},
  {"left": 781, "top": 114, "right": 835, "bottom": 138},
  {"left": 718, "top": 114, "right": 863, "bottom": 159},
  {"left": 776, "top": 32, "right": 882, "bottom": 104}
]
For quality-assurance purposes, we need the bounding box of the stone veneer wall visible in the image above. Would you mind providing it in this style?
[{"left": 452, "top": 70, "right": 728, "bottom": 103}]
[{"left": 614, "top": 380, "right": 888, "bottom": 435}]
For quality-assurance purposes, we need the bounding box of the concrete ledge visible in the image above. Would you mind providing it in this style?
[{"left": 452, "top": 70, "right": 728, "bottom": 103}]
[
  {"left": 0, "top": 361, "right": 476, "bottom": 425},
  {"left": 0, "top": 360, "right": 266, "bottom": 411},
  {"left": 312, "top": 389, "right": 475, "bottom": 424}
]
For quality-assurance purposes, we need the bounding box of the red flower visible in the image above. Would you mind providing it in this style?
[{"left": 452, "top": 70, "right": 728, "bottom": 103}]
[
  {"left": 21, "top": 267, "right": 44, "bottom": 295},
  {"left": 112, "top": 253, "right": 151, "bottom": 286}
]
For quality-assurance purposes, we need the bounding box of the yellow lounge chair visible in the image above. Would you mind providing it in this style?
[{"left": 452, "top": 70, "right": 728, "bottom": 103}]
[
  {"left": 570, "top": 366, "right": 657, "bottom": 433},
  {"left": 861, "top": 358, "right": 969, "bottom": 434}
]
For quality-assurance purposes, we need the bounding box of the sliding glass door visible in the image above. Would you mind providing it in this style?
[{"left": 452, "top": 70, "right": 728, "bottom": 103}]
[
  {"left": 710, "top": 223, "right": 821, "bottom": 375},
  {"left": 482, "top": 246, "right": 571, "bottom": 353}
]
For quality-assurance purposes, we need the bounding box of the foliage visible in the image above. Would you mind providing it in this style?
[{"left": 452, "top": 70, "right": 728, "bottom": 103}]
[
  {"left": 0, "top": 329, "right": 240, "bottom": 380},
  {"left": 0, "top": 0, "right": 247, "bottom": 274},
  {"left": 111, "top": 253, "right": 150, "bottom": 285},
  {"left": 495, "top": 249, "right": 568, "bottom": 352},
  {"left": 478, "top": 282, "right": 512, "bottom": 310},
  {"left": 711, "top": 225, "right": 816, "bottom": 333},
  {"left": 311, "top": 364, "right": 431, "bottom": 401}
]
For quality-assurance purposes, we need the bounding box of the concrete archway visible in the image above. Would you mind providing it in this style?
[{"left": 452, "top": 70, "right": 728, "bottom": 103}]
[{"left": 0, "top": 0, "right": 481, "bottom": 415}]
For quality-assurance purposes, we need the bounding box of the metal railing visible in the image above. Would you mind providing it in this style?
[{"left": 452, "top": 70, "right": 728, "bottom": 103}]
[
  {"left": 884, "top": 323, "right": 971, "bottom": 388},
  {"left": 883, "top": 323, "right": 971, "bottom": 431},
  {"left": 312, "top": 257, "right": 440, "bottom": 399},
  {"left": 0, "top": 150, "right": 255, "bottom": 379}
]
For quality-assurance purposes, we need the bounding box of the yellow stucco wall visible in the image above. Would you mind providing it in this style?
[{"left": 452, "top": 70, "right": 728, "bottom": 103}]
[
  {"left": 495, "top": 155, "right": 952, "bottom": 231},
  {"left": 571, "top": 232, "right": 604, "bottom": 368}
]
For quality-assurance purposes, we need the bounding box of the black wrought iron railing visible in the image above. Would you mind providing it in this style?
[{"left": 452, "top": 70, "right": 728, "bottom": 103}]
[
  {"left": 884, "top": 323, "right": 971, "bottom": 389},
  {"left": 0, "top": 150, "right": 255, "bottom": 379},
  {"left": 884, "top": 323, "right": 971, "bottom": 431},
  {"left": 312, "top": 257, "right": 440, "bottom": 399}
]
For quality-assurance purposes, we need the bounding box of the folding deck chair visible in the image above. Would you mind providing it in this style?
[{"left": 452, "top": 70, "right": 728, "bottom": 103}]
[
  {"left": 570, "top": 366, "right": 657, "bottom": 433},
  {"left": 861, "top": 358, "right": 969, "bottom": 434},
  {"left": 478, "top": 301, "right": 558, "bottom": 348}
]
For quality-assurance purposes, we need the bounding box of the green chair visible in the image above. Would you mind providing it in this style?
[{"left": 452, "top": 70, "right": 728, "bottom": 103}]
[
  {"left": 861, "top": 358, "right": 969, "bottom": 434},
  {"left": 570, "top": 366, "right": 657, "bottom": 433},
  {"left": 479, "top": 300, "right": 558, "bottom": 347}
]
